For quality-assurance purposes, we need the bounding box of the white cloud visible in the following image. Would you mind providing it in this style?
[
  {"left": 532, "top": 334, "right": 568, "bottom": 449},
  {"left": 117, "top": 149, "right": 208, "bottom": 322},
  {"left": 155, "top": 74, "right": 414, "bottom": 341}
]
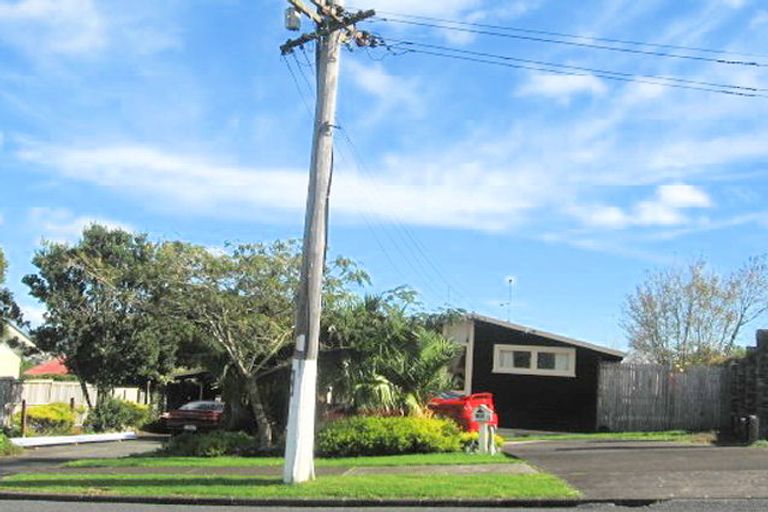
[
  {"left": 364, "top": 0, "right": 482, "bottom": 18},
  {"left": 650, "top": 134, "right": 768, "bottom": 170},
  {"left": 518, "top": 74, "right": 607, "bottom": 102},
  {"left": 27, "top": 207, "right": 132, "bottom": 243},
  {"left": 751, "top": 10, "right": 768, "bottom": 27},
  {"left": 346, "top": 60, "right": 423, "bottom": 121},
  {"left": 656, "top": 183, "right": 712, "bottom": 208},
  {"left": 17, "top": 142, "right": 557, "bottom": 232},
  {"left": 19, "top": 303, "right": 46, "bottom": 327},
  {"left": 722, "top": 0, "right": 747, "bottom": 7},
  {"left": 570, "top": 184, "right": 713, "bottom": 230},
  {"left": 0, "top": 0, "right": 106, "bottom": 55}
]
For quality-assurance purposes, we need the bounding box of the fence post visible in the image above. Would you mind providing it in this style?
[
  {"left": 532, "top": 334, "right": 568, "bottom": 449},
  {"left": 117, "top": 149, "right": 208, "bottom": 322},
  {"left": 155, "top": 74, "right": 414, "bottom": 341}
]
[{"left": 20, "top": 399, "right": 27, "bottom": 437}]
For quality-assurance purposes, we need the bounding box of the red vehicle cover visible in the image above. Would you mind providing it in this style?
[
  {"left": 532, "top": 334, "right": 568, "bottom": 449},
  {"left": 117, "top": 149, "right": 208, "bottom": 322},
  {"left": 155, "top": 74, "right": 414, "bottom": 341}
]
[{"left": 427, "top": 392, "right": 499, "bottom": 432}]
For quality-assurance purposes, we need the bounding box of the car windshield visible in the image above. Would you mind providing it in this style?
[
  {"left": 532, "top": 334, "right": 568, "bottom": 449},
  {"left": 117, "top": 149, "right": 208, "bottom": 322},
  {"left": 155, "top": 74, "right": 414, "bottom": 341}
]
[{"left": 179, "top": 401, "right": 224, "bottom": 411}]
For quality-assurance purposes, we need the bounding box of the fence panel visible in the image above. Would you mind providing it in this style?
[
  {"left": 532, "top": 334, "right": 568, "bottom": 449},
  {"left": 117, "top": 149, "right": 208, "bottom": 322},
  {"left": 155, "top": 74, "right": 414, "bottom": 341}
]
[
  {"left": 1, "top": 380, "right": 142, "bottom": 426},
  {"left": 597, "top": 363, "right": 729, "bottom": 432}
]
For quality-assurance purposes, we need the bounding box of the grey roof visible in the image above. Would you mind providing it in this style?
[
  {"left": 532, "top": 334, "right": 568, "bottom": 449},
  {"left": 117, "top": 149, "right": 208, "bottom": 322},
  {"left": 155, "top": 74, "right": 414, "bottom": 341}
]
[{"left": 469, "top": 313, "right": 625, "bottom": 359}]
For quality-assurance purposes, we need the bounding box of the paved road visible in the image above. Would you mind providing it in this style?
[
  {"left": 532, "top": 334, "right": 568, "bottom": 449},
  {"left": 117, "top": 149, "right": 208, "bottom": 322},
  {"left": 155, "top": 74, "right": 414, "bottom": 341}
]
[
  {"left": 0, "top": 438, "right": 163, "bottom": 476},
  {"left": 505, "top": 440, "right": 768, "bottom": 500},
  {"left": 3, "top": 498, "right": 768, "bottom": 511}
]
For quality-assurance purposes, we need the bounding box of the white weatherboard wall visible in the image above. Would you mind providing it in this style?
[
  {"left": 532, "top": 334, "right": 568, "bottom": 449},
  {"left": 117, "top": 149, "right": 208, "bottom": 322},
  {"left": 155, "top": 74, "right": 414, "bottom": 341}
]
[{"left": 0, "top": 343, "right": 21, "bottom": 379}]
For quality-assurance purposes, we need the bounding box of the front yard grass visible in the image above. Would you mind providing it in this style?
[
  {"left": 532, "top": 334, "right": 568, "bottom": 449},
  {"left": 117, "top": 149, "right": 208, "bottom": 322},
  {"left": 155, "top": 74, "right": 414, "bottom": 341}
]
[
  {"left": 507, "top": 430, "right": 715, "bottom": 444},
  {"left": 0, "top": 472, "right": 578, "bottom": 500},
  {"left": 67, "top": 452, "right": 519, "bottom": 468}
]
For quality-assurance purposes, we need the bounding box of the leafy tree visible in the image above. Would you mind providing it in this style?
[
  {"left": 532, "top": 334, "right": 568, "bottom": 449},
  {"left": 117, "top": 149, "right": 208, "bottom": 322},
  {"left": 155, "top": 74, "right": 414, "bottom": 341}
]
[
  {"left": 155, "top": 240, "right": 366, "bottom": 448},
  {"left": 23, "top": 224, "right": 175, "bottom": 407},
  {"left": 622, "top": 257, "right": 768, "bottom": 368},
  {"left": 0, "top": 246, "right": 25, "bottom": 336},
  {"left": 322, "top": 288, "right": 461, "bottom": 415}
]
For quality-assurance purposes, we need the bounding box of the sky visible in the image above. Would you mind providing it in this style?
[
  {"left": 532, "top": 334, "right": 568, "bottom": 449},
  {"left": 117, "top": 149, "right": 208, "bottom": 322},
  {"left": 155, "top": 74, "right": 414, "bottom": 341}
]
[{"left": 1, "top": 0, "right": 767, "bottom": 351}]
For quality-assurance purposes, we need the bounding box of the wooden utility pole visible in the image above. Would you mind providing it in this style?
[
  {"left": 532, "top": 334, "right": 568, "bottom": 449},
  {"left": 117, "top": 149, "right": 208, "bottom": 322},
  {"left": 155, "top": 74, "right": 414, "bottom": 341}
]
[{"left": 280, "top": 0, "right": 375, "bottom": 484}]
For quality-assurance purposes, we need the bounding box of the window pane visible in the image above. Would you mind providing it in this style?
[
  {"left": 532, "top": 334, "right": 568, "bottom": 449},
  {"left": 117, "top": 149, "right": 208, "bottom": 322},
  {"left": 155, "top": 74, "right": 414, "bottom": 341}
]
[
  {"left": 499, "top": 350, "right": 515, "bottom": 369},
  {"left": 555, "top": 353, "right": 570, "bottom": 371},
  {"left": 537, "top": 352, "right": 555, "bottom": 370},
  {"left": 513, "top": 351, "right": 531, "bottom": 369}
]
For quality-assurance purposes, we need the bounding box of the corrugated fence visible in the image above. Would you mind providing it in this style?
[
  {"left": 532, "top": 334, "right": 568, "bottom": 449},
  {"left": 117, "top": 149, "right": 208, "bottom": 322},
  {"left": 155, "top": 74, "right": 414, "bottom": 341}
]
[{"left": 597, "top": 363, "right": 730, "bottom": 432}]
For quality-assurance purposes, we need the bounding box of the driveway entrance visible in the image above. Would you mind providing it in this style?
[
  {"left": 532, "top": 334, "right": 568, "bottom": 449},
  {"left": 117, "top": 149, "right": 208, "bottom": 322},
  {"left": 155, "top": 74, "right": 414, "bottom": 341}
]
[{"left": 505, "top": 440, "right": 768, "bottom": 500}]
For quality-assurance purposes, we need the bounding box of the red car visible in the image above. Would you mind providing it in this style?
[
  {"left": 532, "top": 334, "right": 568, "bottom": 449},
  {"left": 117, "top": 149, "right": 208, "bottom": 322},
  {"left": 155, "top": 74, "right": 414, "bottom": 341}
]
[
  {"left": 427, "top": 392, "right": 499, "bottom": 432},
  {"left": 161, "top": 401, "right": 225, "bottom": 433}
]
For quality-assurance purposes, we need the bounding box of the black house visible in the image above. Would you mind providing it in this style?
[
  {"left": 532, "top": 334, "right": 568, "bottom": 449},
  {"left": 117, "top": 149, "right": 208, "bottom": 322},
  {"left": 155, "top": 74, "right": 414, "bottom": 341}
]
[{"left": 445, "top": 314, "right": 624, "bottom": 432}]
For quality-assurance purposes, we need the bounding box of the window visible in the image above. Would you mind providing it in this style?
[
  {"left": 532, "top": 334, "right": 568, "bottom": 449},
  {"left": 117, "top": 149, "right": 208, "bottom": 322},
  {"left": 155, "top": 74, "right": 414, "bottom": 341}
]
[{"left": 493, "top": 344, "right": 576, "bottom": 377}]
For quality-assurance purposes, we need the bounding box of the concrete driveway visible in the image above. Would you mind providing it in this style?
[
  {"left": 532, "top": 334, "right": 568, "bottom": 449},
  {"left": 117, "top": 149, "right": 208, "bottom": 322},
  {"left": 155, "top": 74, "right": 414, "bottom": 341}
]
[
  {"left": 0, "top": 437, "right": 163, "bottom": 476},
  {"left": 505, "top": 439, "right": 768, "bottom": 500}
]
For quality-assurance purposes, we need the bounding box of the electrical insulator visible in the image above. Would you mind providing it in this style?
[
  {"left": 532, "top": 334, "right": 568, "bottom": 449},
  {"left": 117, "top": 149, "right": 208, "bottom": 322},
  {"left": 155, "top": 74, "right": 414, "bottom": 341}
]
[{"left": 285, "top": 7, "right": 301, "bottom": 31}]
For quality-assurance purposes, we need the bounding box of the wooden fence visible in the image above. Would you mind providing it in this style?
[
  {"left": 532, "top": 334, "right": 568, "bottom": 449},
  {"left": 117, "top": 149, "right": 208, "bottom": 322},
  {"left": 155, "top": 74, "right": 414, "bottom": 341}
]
[
  {"left": 0, "top": 378, "right": 143, "bottom": 427},
  {"left": 596, "top": 363, "right": 730, "bottom": 432}
]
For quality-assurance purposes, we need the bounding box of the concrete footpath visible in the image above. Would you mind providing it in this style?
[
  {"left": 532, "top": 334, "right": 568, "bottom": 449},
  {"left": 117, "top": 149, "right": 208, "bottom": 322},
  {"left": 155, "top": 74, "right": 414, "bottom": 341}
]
[
  {"left": 505, "top": 439, "right": 768, "bottom": 500},
  {"left": 0, "top": 438, "right": 163, "bottom": 476}
]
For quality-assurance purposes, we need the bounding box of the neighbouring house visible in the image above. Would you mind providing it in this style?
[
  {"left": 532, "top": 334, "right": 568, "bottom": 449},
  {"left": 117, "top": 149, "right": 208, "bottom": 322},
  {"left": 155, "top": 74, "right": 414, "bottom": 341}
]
[
  {"left": 444, "top": 314, "right": 624, "bottom": 432},
  {"left": 0, "top": 322, "right": 34, "bottom": 379},
  {"left": 24, "top": 357, "right": 69, "bottom": 377}
]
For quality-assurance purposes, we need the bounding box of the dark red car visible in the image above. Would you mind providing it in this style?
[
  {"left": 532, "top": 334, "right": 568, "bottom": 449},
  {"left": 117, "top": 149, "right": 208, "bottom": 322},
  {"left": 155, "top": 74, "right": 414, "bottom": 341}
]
[
  {"left": 427, "top": 392, "right": 499, "bottom": 432},
  {"left": 161, "top": 400, "right": 225, "bottom": 433}
]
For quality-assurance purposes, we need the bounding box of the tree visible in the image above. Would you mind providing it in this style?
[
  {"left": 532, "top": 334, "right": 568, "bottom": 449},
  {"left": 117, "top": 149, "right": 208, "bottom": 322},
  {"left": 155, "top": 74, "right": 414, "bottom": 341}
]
[
  {"left": 1, "top": 246, "right": 25, "bottom": 337},
  {"left": 155, "top": 240, "right": 366, "bottom": 449},
  {"left": 23, "top": 224, "right": 175, "bottom": 407},
  {"left": 622, "top": 257, "right": 768, "bottom": 368},
  {"left": 322, "top": 289, "right": 461, "bottom": 415}
]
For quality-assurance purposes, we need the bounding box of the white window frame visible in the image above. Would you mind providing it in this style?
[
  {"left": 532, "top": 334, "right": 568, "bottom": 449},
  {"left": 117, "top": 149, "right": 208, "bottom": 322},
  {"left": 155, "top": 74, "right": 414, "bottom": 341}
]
[{"left": 492, "top": 344, "right": 576, "bottom": 378}]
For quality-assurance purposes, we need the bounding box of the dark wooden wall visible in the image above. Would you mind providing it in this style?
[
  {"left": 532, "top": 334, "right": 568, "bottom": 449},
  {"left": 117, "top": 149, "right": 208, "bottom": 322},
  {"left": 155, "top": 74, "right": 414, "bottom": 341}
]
[{"left": 470, "top": 320, "right": 622, "bottom": 432}]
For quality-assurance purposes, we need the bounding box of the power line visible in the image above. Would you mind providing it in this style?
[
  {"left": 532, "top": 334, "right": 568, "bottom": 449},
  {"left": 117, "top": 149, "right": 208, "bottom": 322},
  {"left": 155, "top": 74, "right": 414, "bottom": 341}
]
[
  {"left": 374, "top": 40, "right": 767, "bottom": 98},
  {"left": 282, "top": 54, "right": 314, "bottom": 116},
  {"left": 334, "top": 127, "right": 479, "bottom": 311},
  {"left": 359, "top": 8, "right": 768, "bottom": 60},
  {"left": 379, "top": 38, "right": 766, "bottom": 96},
  {"left": 289, "top": 47, "right": 472, "bottom": 309},
  {"left": 372, "top": 17, "right": 765, "bottom": 68}
]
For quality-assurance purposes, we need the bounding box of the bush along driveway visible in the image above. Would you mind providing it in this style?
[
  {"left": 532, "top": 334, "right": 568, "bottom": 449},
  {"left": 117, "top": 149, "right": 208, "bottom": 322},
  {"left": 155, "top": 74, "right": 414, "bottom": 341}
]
[
  {"left": 505, "top": 438, "right": 768, "bottom": 500},
  {"left": 0, "top": 453, "right": 579, "bottom": 501}
]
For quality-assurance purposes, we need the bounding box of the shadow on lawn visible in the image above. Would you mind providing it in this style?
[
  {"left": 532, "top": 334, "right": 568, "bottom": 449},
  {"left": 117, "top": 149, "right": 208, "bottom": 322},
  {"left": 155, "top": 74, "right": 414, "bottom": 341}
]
[{"left": 0, "top": 476, "right": 286, "bottom": 489}]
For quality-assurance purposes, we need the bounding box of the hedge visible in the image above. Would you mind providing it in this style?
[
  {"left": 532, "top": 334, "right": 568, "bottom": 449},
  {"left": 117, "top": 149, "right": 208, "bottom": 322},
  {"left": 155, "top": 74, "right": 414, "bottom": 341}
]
[
  {"left": 85, "top": 398, "right": 152, "bottom": 433},
  {"left": 161, "top": 431, "right": 258, "bottom": 457},
  {"left": 12, "top": 402, "right": 78, "bottom": 436},
  {"left": 316, "top": 416, "right": 463, "bottom": 457}
]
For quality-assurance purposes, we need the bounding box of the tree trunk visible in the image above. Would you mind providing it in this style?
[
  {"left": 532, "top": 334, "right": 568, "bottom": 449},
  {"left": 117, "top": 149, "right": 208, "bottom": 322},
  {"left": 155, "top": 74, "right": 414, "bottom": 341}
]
[
  {"left": 244, "top": 376, "right": 273, "bottom": 450},
  {"left": 79, "top": 379, "right": 93, "bottom": 409}
]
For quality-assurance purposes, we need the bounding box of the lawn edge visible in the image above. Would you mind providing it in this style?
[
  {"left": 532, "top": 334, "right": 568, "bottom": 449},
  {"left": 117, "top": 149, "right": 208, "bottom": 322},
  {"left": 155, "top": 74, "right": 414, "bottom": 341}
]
[{"left": 0, "top": 490, "right": 659, "bottom": 508}]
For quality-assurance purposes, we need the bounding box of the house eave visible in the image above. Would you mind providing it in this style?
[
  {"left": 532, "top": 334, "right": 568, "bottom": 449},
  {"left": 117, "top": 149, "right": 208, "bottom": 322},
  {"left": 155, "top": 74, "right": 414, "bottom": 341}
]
[{"left": 468, "top": 313, "right": 626, "bottom": 359}]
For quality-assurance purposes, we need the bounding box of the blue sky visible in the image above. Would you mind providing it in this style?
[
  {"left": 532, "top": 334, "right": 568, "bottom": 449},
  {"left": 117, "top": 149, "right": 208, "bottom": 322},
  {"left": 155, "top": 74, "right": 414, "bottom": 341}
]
[{"left": 1, "top": 0, "right": 767, "bottom": 350}]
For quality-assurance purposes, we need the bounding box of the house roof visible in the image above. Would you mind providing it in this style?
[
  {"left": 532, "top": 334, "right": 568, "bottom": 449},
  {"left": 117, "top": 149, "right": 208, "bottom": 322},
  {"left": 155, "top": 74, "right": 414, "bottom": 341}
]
[
  {"left": 25, "top": 357, "right": 69, "bottom": 376},
  {"left": 469, "top": 313, "right": 626, "bottom": 359},
  {"left": 1, "top": 321, "right": 35, "bottom": 350}
]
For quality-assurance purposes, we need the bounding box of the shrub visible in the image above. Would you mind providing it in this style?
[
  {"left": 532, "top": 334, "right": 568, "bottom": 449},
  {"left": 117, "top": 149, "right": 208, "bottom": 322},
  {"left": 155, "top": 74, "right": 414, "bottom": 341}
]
[
  {"left": 161, "top": 431, "right": 258, "bottom": 457},
  {"left": 0, "top": 433, "right": 21, "bottom": 457},
  {"left": 85, "top": 398, "right": 152, "bottom": 433},
  {"left": 13, "top": 402, "right": 77, "bottom": 436},
  {"left": 316, "top": 416, "right": 463, "bottom": 457}
]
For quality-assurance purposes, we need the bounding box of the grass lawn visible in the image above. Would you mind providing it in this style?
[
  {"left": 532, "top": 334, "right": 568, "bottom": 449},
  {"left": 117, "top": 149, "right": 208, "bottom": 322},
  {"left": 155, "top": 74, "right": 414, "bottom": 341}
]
[
  {"left": 507, "top": 430, "right": 715, "bottom": 443},
  {"left": 0, "top": 472, "right": 578, "bottom": 500},
  {"left": 67, "top": 452, "right": 519, "bottom": 468}
]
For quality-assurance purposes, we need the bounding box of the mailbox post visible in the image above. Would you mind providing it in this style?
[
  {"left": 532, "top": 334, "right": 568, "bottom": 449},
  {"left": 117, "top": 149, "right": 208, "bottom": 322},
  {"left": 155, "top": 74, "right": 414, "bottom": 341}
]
[{"left": 472, "top": 404, "right": 497, "bottom": 455}]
